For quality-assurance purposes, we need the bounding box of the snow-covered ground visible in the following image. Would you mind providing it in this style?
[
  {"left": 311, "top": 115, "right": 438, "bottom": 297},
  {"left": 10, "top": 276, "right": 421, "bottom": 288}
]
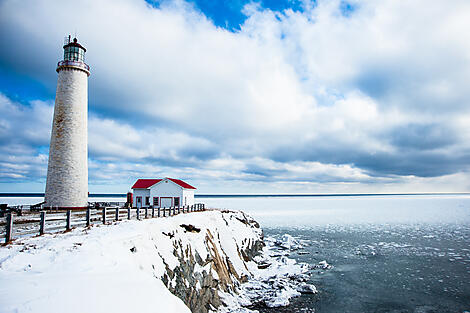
[
  {"left": 0, "top": 209, "right": 313, "bottom": 313},
  {"left": 0, "top": 213, "right": 192, "bottom": 313}
]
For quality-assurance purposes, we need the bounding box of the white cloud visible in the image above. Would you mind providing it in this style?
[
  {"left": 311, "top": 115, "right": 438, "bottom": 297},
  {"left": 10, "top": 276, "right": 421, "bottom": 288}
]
[{"left": 1, "top": 0, "right": 470, "bottom": 192}]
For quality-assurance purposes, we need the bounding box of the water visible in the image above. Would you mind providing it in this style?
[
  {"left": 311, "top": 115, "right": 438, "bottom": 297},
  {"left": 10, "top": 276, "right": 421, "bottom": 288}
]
[{"left": 202, "top": 195, "right": 470, "bottom": 313}]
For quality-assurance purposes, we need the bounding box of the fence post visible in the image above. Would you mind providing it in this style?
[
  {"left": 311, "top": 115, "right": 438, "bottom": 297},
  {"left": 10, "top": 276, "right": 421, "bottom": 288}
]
[
  {"left": 178, "top": 206, "right": 180, "bottom": 214},
  {"left": 163, "top": 207, "right": 166, "bottom": 217},
  {"left": 137, "top": 207, "right": 140, "bottom": 220},
  {"left": 86, "top": 208, "right": 91, "bottom": 227},
  {"left": 173, "top": 207, "right": 176, "bottom": 215},
  {"left": 103, "top": 207, "right": 107, "bottom": 224},
  {"left": 127, "top": 207, "right": 131, "bottom": 220},
  {"left": 145, "top": 207, "right": 148, "bottom": 219},
  {"left": 66, "top": 210, "right": 71, "bottom": 230},
  {"left": 5, "top": 213, "right": 13, "bottom": 243},
  {"left": 39, "top": 211, "right": 46, "bottom": 235},
  {"left": 152, "top": 207, "right": 155, "bottom": 218},
  {"left": 158, "top": 207, "right": 160, "bottom": 217},
  {"left": 115, "top": 208, "right": 119, "bottom": 221}
]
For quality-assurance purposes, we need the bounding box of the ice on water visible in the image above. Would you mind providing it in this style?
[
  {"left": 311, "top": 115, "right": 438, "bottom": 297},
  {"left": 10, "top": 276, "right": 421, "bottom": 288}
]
[
  {"left": 218, "top": 233, "right": 318, "bottom": 313},
  {"left": 204, "top": 195, "right": 470, "bottom": 313}
]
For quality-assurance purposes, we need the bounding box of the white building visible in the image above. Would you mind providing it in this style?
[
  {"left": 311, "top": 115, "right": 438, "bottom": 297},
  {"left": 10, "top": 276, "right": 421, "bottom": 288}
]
[
  {"left": 131, "top": 178, "right": 196, "bottom": 208},
  {"left": 45, "top": 36, "right": 90, "bottom": 209}
]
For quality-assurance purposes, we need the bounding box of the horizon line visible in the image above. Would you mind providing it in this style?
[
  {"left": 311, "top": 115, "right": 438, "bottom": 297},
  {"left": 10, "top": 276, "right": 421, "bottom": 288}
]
[{"left": 1, "top": 192, "right": 470, "bottom": 198}]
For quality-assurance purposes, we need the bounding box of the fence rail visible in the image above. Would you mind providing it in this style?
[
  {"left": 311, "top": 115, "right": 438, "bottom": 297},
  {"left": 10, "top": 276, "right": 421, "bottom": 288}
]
[{"left": 1, "top": 203, "right": 205, "bottom": 244}]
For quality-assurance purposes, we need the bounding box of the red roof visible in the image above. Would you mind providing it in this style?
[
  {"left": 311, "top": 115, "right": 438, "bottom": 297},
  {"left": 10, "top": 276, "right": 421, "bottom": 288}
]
[
  {"left": 131, "top": 178, "right": 196, "bottom": 190},
  {"left": 131, "top": 179, "right": 162, "bottom": 189},
  {"left": 167, "top": 178, "right": 196, "bottom": 189}
]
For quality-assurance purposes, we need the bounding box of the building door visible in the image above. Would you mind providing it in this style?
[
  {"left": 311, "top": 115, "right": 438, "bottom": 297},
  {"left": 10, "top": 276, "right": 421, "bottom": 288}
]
[
  {"left": 160, "top": 197, "right": 172, "bottom": 208},
  {"left": 136, "top": 196, "right": 142, "bottom": 208}
]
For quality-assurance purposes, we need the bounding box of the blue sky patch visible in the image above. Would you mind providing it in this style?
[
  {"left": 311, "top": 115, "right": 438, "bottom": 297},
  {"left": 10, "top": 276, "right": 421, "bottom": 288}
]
[{"left": 148, "top": 0, "right": 305, "bottom": 30}]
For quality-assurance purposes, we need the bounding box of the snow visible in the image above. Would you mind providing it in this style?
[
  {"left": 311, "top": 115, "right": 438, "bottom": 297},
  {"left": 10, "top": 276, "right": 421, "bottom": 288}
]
[
  {"left": 274, "top": 234, "right": 304, "bottom": 251},
  {"left": 0, "top": 209, "right": 314, "bottom": 313},
  {"left": 0, "top": 217, "right": 190, "bottom": 313},
  {"left": 0, "top": 210, "right": 249, "bottom": 313},
  {"left": 217, "top": 234, "right": 316, "bottom": 312},
  {"left": 317, "top": 260, "right": 332, "bottom": 270}
]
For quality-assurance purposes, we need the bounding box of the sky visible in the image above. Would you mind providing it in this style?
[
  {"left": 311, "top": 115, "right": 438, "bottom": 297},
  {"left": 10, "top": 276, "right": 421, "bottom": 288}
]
[{"left": 0, "top": 0, "right": 470, "bottom": 194}]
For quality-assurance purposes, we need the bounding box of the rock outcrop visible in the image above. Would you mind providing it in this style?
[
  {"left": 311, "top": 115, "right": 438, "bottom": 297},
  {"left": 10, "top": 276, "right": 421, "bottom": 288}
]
[{"left": 158, "top": 210, "right": 264, "bottom": 313}]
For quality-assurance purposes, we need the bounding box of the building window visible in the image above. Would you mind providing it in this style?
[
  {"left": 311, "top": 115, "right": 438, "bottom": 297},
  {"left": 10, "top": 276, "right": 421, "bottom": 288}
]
[
  {"left": 174, "top": 197, "right": 180, "bottom": 207},
  {"left": 136, "top": 197, "right": 142, "bottom": 204},
  {"left": 153, "top": 197, "right": 159, "bottom": 206},
  {"left": 145, "top": 196, "right": 150, "bottom": 206}
]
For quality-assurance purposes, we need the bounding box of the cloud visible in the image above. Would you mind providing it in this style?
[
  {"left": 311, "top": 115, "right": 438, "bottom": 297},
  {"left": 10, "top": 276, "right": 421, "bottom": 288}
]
[{"left": 1, "top": 0, "right": 470, "bottom": 192}]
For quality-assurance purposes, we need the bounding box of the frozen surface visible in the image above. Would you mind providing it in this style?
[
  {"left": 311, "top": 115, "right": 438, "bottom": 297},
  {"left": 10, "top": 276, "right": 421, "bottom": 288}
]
[
  {"left": 217, "top": 234, "right": 315, "bottom": 313},
  {"left": 202, "top": 195, "right": 470, "bottom": 313},
  {"left": 202, "top": 194, "right": 470, "bottom": 227}
]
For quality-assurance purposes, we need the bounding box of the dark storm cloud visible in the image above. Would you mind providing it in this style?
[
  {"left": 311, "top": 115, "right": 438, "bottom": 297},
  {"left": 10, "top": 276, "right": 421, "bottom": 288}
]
[{"left": 387, "top": 123, "right": 456, "bottom": 151}]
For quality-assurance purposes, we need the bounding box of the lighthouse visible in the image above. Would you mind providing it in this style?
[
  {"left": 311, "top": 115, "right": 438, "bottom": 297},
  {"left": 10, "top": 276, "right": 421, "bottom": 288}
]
[{"left": 44, "top": 36, "right": 90, "bottom": 209}]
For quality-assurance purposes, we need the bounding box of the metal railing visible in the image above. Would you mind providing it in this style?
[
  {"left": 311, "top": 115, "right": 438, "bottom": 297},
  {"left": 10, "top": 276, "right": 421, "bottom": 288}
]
[
  {"left": 1, "top": 203, "right": 206, "bottom": 244},
  {"left": 57, "top": 60, "right": 90, "bottom": 72}
]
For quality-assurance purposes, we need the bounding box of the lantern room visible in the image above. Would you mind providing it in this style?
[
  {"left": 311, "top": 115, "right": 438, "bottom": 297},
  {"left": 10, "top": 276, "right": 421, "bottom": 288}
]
[{"left": 63, "top": 36, "right": 86, "bottom": 62}]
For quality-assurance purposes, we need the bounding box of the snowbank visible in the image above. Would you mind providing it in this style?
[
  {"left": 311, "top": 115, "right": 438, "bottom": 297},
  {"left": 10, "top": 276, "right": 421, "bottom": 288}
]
[{"left": 0, "top": 209, "right": 314, "bottom": 313}]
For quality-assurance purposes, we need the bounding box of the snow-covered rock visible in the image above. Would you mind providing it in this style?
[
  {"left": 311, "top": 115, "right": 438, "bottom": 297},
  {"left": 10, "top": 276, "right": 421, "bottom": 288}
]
[
  {"left": 274, "top": 234, "right": 303, "bottom": 251},
  {"left": 0, "top": 209, "right": 313, "bottom": 313},
  {"left": 313, "top": 260, "right": 332, "bottom": 270}
]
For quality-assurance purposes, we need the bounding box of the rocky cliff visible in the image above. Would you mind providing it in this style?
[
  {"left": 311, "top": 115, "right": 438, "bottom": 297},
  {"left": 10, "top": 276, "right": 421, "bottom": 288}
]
[{"left": 157, "top": 210, "right": 264, "bottom": 313}]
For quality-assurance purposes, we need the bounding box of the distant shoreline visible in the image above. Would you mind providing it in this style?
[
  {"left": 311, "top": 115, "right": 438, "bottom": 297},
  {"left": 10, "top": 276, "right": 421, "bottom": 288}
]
[{"left": 0, "top": 192, "right": 469, "bottom": 198}]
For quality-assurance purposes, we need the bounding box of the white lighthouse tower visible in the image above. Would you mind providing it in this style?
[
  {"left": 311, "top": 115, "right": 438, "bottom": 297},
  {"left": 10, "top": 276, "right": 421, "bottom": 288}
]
[{"left": 45, "top": 36, "right": 90, "bottom": 209}]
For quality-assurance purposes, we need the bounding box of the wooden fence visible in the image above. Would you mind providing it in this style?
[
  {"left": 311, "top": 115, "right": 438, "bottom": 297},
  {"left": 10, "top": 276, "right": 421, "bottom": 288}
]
[{"left": 1, "top": 203, "right": 205, "bottom": 244}]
